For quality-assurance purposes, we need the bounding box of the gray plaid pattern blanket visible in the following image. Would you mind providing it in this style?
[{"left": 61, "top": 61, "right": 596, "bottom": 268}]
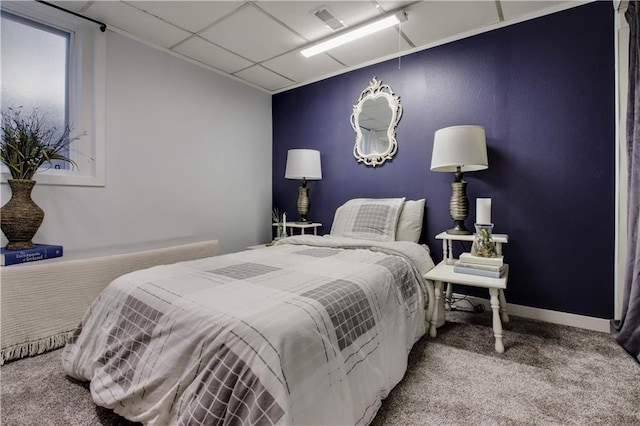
[{"left": 62, "top": 236, "right": 435, "bottom": 425}]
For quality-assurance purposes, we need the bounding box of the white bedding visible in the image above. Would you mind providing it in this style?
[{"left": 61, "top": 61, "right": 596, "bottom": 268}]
[{"left": 62, "top": 236, "right": 435, "bottom": 425}]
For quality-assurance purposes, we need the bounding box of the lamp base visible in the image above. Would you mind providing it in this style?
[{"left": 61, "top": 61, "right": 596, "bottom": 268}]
[
  {"left": 446, "top": 220, "right": 472, "bottom": 235},
  {"left": 446, "top": 169, "right": 471, "bottom": 235},
  {"left": 297, "top": 183, "right": 310, "bottom": 222}
]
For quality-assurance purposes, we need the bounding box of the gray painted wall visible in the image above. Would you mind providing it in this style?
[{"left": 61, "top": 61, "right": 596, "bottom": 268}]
[{"left": 1, "top": 31, "right": 273, "bottom": 254}]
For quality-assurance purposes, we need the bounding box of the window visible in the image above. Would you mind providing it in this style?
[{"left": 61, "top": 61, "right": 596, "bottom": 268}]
[
  {"left": 0, "top": 1, "right": 105, "bottom": 186},
  {"left": 2, "top": 12, "right": 70, "bottom": 169}
]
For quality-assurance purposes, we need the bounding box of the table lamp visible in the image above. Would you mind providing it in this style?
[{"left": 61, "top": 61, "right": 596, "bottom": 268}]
[
  {"left": 430, "top": 125, "right": 488, "bottom": 235},
  {"left": 285, "top": 149, "right": 322, "bottom": 222}
]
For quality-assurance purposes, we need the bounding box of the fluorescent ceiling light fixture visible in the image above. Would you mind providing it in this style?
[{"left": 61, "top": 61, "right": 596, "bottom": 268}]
[{"left": 301, "top": 11, "right": 407, "bottom": 58}]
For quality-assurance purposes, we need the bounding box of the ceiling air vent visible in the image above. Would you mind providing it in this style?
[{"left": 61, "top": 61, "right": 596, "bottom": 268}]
[{"left": 314, "top": 8, "right": 344, "bottom": 31}]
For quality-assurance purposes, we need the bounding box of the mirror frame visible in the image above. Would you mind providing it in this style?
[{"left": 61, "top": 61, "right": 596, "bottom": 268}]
[{"left": 350, "top": 77, "right": 402, "bottom": 167}]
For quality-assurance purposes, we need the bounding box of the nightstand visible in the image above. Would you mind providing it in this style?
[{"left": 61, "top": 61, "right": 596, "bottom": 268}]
[
  {"left": 273, "top": 222, "right": 322, "bottom": 236},
  {"left": 436, "top": 231, "right": 508, "bottom": 304},
  {"left": 424, "top": 231, "right": 510, "bottom": 353}
]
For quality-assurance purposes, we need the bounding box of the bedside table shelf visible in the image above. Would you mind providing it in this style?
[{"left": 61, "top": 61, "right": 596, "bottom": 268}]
[
  {"left": 436, "top": 231, "right": 508, "bottom": 260},
  {"left": 273, "top": 222, "right": 322, "bottom": 236}
]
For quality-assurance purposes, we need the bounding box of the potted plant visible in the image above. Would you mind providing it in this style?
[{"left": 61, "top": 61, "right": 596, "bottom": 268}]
[{"left": 0, "top": 107, "right": 81, "bottom": 249}]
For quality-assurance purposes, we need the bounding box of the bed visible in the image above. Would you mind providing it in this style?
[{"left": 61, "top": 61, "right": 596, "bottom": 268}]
[{"left": 61, "top": 198, "right": 436, "bottom": 425}]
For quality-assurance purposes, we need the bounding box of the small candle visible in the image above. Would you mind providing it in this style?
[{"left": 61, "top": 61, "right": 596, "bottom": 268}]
[
  {"left": 282, "top": 213, "right": 287, "bottom": 237},
  {"left": 476, "top": 198, "right": 491, "bottom": 224}
]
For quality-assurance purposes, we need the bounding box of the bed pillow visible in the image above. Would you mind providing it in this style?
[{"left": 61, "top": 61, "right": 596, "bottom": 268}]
[
  {"left": 330, "top": 198, "right": 405, "bottom": 241},
  {"left": 396, "top": 199, "right": 425, "bottom": 243}
]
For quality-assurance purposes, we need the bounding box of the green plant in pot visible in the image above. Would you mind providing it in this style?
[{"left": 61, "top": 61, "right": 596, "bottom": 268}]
[{"left": 0, "top": 107, "right": 81, "bottom": 250}]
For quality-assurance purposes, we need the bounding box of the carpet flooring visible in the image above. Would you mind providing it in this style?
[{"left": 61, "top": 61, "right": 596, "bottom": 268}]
[{"left": 1, "top": 311, "right": 639, "bottom": 425}]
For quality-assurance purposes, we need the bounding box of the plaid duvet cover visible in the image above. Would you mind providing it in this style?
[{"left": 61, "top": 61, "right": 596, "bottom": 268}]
[{"left": 62, "top": 236, "right": 435, "bottom": 425}]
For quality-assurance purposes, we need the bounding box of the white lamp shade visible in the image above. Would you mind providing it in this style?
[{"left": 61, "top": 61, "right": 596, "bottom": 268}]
[
  {"left": 430, "top": 125, "right": 488, "bottom": 172},
  {"left": 285, "top": 149, "right": 322, "bottom": 180}
]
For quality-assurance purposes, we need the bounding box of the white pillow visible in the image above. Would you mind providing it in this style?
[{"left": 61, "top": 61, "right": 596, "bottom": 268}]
[
  {"left": 330, "top": 198, "right": 406, "bottom": 241},
  {"left": 396, "top": 199, "right": 425, "bottom": 243}
]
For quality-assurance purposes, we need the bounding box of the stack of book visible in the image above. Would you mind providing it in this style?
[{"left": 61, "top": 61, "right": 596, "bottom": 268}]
[
  {"left": 0, "top": 244, "right": 63, "bottom": 266},
  {"left": 454, "top": 252, "right": 506, "bottom": 278}
]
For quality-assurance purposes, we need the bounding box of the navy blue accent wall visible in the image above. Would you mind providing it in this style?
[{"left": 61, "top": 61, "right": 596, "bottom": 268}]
[{"left": 273, "top": 2, "right": 615, "bottom": 319}]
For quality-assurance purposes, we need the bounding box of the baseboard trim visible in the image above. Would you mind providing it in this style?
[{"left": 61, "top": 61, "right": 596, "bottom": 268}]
[{"left": 451, "top": 293, "right": 611, "bottom": 333}]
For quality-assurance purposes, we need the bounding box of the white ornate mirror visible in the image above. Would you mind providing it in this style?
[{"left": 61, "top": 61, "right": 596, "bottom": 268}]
[{"left": 351, "top": 77, "right": 402, "bottom": 167}]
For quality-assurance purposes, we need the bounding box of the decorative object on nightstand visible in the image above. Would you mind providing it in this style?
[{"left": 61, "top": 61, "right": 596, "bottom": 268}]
[
  {"left": 272, "top": 208, "right": 288, "bottom": 239},
  {"left": 471, "top": 198, "right": 498, "bottom": 257},
  {"left": 430, "top": 125, "right": 488, "bottom": 235},
  {"left": 281, "top": 213, "right": 288, "bottom": 238},
  {"left": 285, "top": 149, "right": 322, "bottom": 222},
  {"left": 471, "top": 224, "right": 498, "bottom": 257},
  {"left": 456, "top": 252, "right": 504, "bottom": 278}
]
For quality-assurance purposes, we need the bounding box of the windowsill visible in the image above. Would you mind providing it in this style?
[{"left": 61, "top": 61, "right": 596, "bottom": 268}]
[{"left": 1, "top": 170, "right": 105, "bottom": 187}]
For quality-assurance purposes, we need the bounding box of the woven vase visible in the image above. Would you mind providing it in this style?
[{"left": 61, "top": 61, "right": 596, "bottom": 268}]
[{"left": 1, "top": 179, "right": 44, "bottom": 250}]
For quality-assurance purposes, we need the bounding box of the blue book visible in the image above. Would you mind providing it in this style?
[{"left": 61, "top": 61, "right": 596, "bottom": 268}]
[{"left": 1, "top": 244, "right": 63, "bottom": 266}]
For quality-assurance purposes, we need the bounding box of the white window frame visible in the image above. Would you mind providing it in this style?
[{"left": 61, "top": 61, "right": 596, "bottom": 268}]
[{"left": 1, "top": 1, "right": 105, "bottom": 187}]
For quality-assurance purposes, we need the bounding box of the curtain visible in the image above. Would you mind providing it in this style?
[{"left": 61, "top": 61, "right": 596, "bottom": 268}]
[
  {"left": 369, "top": 130, "right": 377, "bottom": 153},
  {"left": 612, "top": 1, "right": 640, "bottom": 363},
  {"left": 360, "top": 128, "right": 389, "bottom": 155},
  {"left": 361, "top": 128, "right": 372, "bottom": 154}
]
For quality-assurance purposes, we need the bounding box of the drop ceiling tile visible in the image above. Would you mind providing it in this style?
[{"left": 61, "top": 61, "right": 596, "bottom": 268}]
[
  {"left": 500, "top": 1, "right": 573, "bottom": 21},
  {"left": 128, "top": 1, "right": 242, "bottom": 33},
  {"left": 85, "top": 1, "right": 190, "bottom": 48},
  {"left": 256, "top": 1, "right": 381, "bottom": 42},
  {"left": 234, "top": 65, "right": 294, "bottom": 92},
  {"left": 263, "top": 50, "right": 345, "bottom": 83},
  {"left": 199, "top": 5, "right": 305, "bottom": 63},
  {"left": 173, "top": 36, "right": 253, "bottom": 74},
  {"left": 328, "top": 27, "right": 411, "bottom": 67},
  {"left": 63, "top": 0, "right": 579, "bottom": 94},
  {"left": 401, "top": 1, "right": 499, "bottom": 47}
]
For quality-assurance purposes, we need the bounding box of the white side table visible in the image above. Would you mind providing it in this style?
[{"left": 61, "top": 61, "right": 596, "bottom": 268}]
[
  {"left": 425, "top": 231, "right": 510, "bottom": 353},
  {"left": 273, "top": 222, "right": 322, "bottom": 236}
]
